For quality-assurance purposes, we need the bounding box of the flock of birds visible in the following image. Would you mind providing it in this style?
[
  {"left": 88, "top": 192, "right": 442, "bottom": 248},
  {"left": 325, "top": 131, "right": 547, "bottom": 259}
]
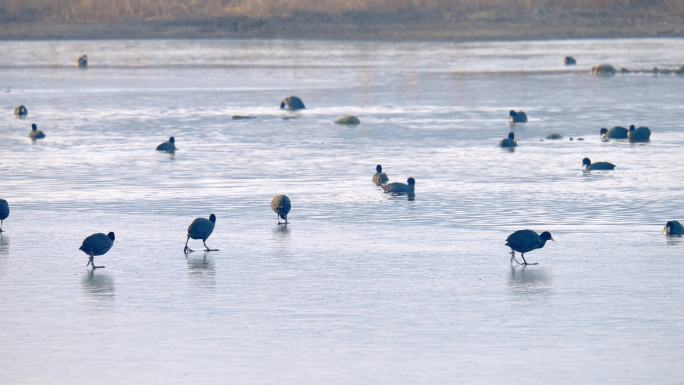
[{"left": 3, "top": 55, "right": 682, "bottom": 270}]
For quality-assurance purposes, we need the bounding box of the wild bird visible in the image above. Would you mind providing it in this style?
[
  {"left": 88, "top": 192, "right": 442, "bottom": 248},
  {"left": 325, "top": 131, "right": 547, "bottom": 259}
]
[
  {"left": 664, "top": 220, "right": 683, "bottom": 237},
  {"left": 14, "top": 105, "right": 28, "bottom": 117},
  {"left": 280, "top": 96, "right": 305, "bottom": 111},
  {"left": 184, "top": 214, "right": 218, "bottom": 253},
  {"left": 383, "top": 177, "right": 415, "bottom": 194},
  {"left": 28, "top": 123, "right": 45, "bottom": 140},
  {"left": 600, "top": 126, "right": 628, "bottom": 140},
  {"left": 372, "top": 164, "right": 389, "bottom": 185},
  {"left": 80, "top": 232, "right": 115, "bottom": 269},
  {"left": 271, "top": 195, "right": 291, "bottom": 225},
  {"left": 506, "top": 230, "right": 554, "bottom": 265},
  {"left": 0, "top": 199, "right": 9, "bottom": 232},
  {"left": 582, "top": 157, "right": 615, "bottom": 171},
  {"left": 156, "top": 136, "right": 176, "bottom": 153},
  {"left": 628, "top": 125, "right": 651, "bottom": 143},
  {"left": 499, "top": 132, "right": 517, "bottom": 148},
  {"left": 509, "top": 110, "right": 528, "bottom": 123},
  {"left": 77, "top": 54, "right": 88, "bottom": 68}
]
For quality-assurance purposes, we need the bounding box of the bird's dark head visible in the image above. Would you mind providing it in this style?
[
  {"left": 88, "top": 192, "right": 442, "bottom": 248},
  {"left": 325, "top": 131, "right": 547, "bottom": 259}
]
[
  {"left": 508, "top": 132, "right": 515, "bottom": 140},
  {"left": 629, "top": 125, "right": 635, "bottom": 131},
  {"left": 540, "top": 231, "right": 554, "bottom": 242},
  {"left": 209, "top": 214, "right": 216, "bottom": 223},
  {"left": 376, "top": 164, "right": 382, "bottom": 173},
  {"left": 169, "top": 136, "right": 175, "bottom": 144},
  {"left": 407, "top": 177, "right": 416, "bottom": 185},
  {"left": 509, "top": 110, "right": 515, "bottom": 117},
  {"left": 600, "top": 128, "right": 608, "bottom": 135},
  {"left": 280, "top": 101, "right": 285, "bottom": 109},
  {"left": 107, "top": 232, "right": 115, "bottom": 241},
  {"left": 582, "top": 157, "right": 591, "bottom": 167},
  {"left": 31, "top": 123, "right": 37, "bottom": 131}
]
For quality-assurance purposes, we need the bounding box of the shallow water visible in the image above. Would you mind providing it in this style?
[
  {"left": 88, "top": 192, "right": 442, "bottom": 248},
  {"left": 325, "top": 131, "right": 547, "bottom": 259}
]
[{"left": 1, "top": 38, "right": 683, "bottom": 384}]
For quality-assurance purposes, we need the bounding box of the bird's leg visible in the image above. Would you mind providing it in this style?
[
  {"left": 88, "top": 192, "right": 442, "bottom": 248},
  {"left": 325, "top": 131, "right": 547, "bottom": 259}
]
[
  {"left": 88, "top": 254, "right": 105, "bottom": 269},
  {"left": 521, "top": 254, "right": 538, "bottom": 266},
  {"left": 184, "top": 236, "right": 194, "bottom": 254},
  {"left": 0, "top": 219, "right": 3, "bottom": 231},
  {"left": 509, "top": 250, "right": 522, "bottom": 265},
  {"left": 203, "top": 240, "right": 218, "bottom": 252},
  {"left": 276, "top": 214, "right": 282, "bottom": 225}
]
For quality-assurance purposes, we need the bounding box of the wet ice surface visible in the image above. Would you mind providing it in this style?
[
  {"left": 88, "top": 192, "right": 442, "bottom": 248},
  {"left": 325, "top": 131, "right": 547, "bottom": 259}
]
[{"left": 1, "top": 38, "right": 684, "bottom": 384}]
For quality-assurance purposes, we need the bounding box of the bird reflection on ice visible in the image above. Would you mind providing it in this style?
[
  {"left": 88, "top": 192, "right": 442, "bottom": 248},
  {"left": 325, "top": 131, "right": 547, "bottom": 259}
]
[
  {"left": 0, "top": 233, "right": 9, "bottom": 256},
  {"left": 186, "top": 252, "right": 216, "bottom": 288},
  {"left": 508, "top": 266, "right": 551, "bottom": 293},
  {"left": 81, "top": 270, "right": 115, "bottom": 300}
]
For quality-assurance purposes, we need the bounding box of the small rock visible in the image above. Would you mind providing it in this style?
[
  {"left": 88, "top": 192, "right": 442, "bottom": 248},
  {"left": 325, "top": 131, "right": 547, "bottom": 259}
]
[{"left": 334, "top": 115, "right": 361, "bottom": 125}]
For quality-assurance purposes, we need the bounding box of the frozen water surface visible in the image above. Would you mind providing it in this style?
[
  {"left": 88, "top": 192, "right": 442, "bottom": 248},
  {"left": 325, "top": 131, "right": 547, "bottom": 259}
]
[{"left": 1, "top": 38, "right": 684, "bottom": 384}]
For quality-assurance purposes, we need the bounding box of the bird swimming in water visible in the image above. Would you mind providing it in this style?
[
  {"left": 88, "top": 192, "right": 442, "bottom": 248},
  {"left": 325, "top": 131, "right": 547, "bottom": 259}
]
[
  {"left": 383, "top": 177, "right": 415, "bottom": 194},
  {"left": 664, "top": 220, "right": 683, "bottom": 237},
  {"left": 280, "top": 96, "right": 306, "bottom": 111},
  {"left": 184, "top": 214, "right": 217, "bottom": 253},
  {"left": 156, "top": 136, "right": 176, "bottom": 153},
  {"left": 372, "top": 164, "right": 389, "bottom": 185},
  {"left": 28, "top": 123, "right": 45, "bottom": 140},
  {"left": 628, "top": 125, "right": 651, "bottom": 143},
  {"left": 509, "top": 110, "right": 527, "bottom": 123},
  {"left": 582, "top": 157, "right": 615, "bottom": 171},
  {"left": 271, "top": 195, "right": 291, "bottom": 225},
  {"left": 600, "top": 126, "right": 628, "bottom": 140},
  {"left": 14, "top": 105, "right": 28, "bottom": 117},
  {"left": 80, "top": 232, "right": 115, "bottom": 269},
  {"left": 0, "top": 199, "right": 9, "bottom": 232},
  {"left": 499, "top": 132, "right": 517, "bottom": 148},
  {"left": 506, "top": 230, "right": 554, "bottom": 265},
  {"left": 77, "top": 54, "right": 88, "bottom": 68}
]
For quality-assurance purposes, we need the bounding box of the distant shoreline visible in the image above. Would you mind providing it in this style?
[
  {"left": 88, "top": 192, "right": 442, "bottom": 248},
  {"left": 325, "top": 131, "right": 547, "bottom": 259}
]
[{"left": 2, "top": 15, "right": 683, "bottom": 42}]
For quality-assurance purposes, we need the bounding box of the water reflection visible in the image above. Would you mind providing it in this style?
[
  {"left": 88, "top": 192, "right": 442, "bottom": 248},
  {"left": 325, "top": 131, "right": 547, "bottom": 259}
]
[
  {"left": 508, "top": 266, "right": 551, "bottom": 293},
  {"left": 0, "top": 233, "right": 8, "bottom": 255},
  {"left": 186, "top": 252, "right": 216, "bottom": 287},
  {"left": 665, "top": 235, "right": 682, "bottom": 246},
  {"left": 81, "top": 270, "right": 115, "bottom": 300},
  {"left": 273, "top": 224, "right": 290, "bottom": 235},
  {"left": 387, "top": 192, "right": 415, "bottom": 201},
  {"left": 0, "top": 234, "right": 8, "bottom": 274},
  {"left": 271, "top": 224, "right": 290, "bottom": 248}
]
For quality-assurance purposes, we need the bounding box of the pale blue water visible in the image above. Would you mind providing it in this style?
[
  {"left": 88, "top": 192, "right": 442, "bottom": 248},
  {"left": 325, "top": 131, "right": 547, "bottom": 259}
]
[{"left": 1, "top": 38, "right": 683, "bottom": 385}]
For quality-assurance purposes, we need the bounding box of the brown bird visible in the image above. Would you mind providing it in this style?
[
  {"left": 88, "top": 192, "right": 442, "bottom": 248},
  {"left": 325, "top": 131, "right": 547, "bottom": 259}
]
[
  {"left": 372, "top": 164, "right": 389, "bottom": 185},
  {"left": 271, "top": 195, "right": 291, "bottom": 225}
]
